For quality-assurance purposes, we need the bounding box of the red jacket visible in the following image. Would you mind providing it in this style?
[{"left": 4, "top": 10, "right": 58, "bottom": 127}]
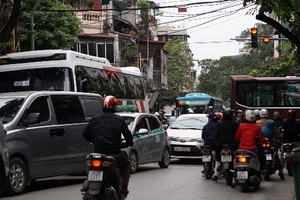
[{"left": 235, "top": 122, "right": 268, "bottom": 150}]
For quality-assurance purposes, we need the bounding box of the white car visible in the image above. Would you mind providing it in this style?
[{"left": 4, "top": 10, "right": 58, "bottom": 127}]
[
  {"left": 167, "top": 114, "right": 208, "bottom": 159},
  {"left": 117, "top": 112, "right": 171, "bottom": 173}
]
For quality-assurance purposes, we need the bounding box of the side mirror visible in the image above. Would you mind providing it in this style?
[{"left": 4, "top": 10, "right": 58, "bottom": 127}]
[
  {"left": 137, "top": 128, "right": 148, "bottom": 134},
  {"left": 22, "top": 112, "right": 40, "bottom": 126},
  {"left": 163, "top": 124, "right": 168, "bottom": 130}
]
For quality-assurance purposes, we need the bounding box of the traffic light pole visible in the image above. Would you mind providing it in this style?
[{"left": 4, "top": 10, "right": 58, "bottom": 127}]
[{"left": 230, "top": 38, "right": 289, "bottom": 41}]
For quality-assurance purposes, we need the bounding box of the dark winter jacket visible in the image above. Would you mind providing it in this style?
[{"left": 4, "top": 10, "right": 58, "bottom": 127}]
[
  {"left": 83, "top": 111, "right": 133, "bottom": 154},
  {"left": 217, "top": 120, "right": 240, "bottom": 150},
  {"left": 261, "top": 119, "right": 276, "bottom": 142},
  {"left": 281, "top": 119, "right": 300, "bottom": 143},
  {"left": 202, "top": 120, "right": 219, "bottom": 146}
]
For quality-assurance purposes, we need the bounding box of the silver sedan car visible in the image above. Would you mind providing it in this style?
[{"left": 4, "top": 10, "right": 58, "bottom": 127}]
[
  {"left": 167, "top": 114, "right": 208, "bottom": 159},
  {"left": 117, "top": 112, "right": 171, "bottom": 173}
]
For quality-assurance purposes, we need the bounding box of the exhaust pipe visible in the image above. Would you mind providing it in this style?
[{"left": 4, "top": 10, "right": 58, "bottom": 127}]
[
  {"left": 249, "top": 175, "right": 260, "bottom": 186},
  {"left": 105, "top": 187, "right": 120, "bottom": 200}
]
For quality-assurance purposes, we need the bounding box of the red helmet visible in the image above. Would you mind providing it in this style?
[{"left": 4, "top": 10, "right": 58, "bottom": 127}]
[
  {"left": 102, "top": 95, "right": 117, "bottom": 109},
  {"left": 287, "top": 109, "right": 296, "bottom": 119}
]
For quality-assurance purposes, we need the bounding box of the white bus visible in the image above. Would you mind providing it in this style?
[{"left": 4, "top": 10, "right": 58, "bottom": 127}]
[{"left": 0, "top": 49, "right": 149, "bottom": 113}]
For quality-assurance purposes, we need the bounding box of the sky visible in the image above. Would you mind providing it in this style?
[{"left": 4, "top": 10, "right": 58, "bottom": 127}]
[{"left": 153, "top": 0, "right": 261, "bottom": 62}]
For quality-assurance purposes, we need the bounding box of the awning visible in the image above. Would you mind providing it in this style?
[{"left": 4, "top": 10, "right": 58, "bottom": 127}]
[{"left": 113, "top": 16, "right": 136, "bottom": 31}]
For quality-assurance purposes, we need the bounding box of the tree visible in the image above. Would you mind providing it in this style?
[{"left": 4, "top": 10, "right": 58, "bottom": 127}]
[
  {"left": 243, "top": 0, "right": 300, "bottom": 58},
  {"left": 19, "top": 0, "right": 83, "bottom": 51},
  {"left": 0, "top": 0, "right": 22, "bottom": 55},
  {"left": 157, "top": 36, "right": 193, "bottom": 106}
]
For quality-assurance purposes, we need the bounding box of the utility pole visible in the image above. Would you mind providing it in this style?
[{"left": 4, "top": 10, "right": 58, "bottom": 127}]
[{"left": 31, "top": 0, "right": 43, "bottom": 51}]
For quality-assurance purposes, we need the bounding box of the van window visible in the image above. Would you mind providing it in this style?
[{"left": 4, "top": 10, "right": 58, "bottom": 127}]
[
  {"left": 25, "top": 96, "right": 50, "bottom": 124},
  {"left": 51, "top": 95, "right": 85, "bottom": 124},
  {"left": 81, "top": 97, "right": 102, "bottom": 118}
]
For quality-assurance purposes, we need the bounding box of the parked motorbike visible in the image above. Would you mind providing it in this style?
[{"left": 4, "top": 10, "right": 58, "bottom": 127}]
[
  {"left": 201, "top": 145, "right": 215, "bottom": 179},
  {"left": 262, "top": 142, "right": 278, "bottom": 181},
  {"left": 281, "top": 143, "right": 293, "bottom": 176},
  {"left": 220, "top": 145, "right": 234, "bottom": 186},
  {"left": 233, "top": 149, "right": 261, "bottom": 192}
]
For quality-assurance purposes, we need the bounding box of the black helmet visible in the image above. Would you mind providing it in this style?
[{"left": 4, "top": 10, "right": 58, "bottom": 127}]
[
  {"left": 287, "top": 109, "right": 296, "bottom": 119},
  {"left": 223, "top": 110, "right": 233, "bottom": 121}
]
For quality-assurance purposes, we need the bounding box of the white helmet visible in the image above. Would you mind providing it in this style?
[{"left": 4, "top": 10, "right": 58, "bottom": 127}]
[
  {"left": 187, "top": 108, "right": 194, "bottom": 113},
  {"left": 254, "top": 109, "right": 260, "bottom": 116},
  {"left": 244, "top": 109, "right": 256, "bottom": 122},
  {"left": 259, "top": 109, "right": 268, "bottom": 118}
]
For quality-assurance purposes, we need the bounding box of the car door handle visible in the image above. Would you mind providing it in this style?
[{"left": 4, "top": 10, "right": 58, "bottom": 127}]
[{"left": 50, "top": 128, "right": 65, "bottom": 137}]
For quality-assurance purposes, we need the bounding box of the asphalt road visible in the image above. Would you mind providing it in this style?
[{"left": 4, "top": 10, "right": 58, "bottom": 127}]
[{"left": 2, "top": 159, "right": 291, "bottom": 200}]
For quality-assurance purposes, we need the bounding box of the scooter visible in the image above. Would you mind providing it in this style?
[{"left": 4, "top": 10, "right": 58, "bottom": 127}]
[
  {"left": 262, "top": 142, "right": 277, "bottom": 181},
  {"left": 201, "top": 145, "right": 215, "bottom": 179},
  {"left": 81, "top": 153, "right": 127, "bottom": 200},
  {"left": 233, "top": 149, "right": 261, "bottom": 192},
  {"left": 220, "top": 145, "right": 234, "bottom": 186}
]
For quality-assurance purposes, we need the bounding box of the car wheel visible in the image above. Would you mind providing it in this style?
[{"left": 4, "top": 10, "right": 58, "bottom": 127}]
[
  {"left": 129, "top": 151, "right": 138, "bottom": 174},
  {"left": 5, "top": 157, "right": 27, "bottom": 196},
  {"left": 158, "top": 148, "right": 170, "bottom": 168}
]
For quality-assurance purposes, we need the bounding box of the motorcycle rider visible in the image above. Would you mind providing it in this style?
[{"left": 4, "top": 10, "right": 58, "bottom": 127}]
[
  {"left": 202, "top": 112, "right": 220, "bottom": 182},
  {"left": 261, "top": 119, "right": 285, "bottom": 179},
  {"left": 281, "top": 109, "right": 300, "bottom": 144},
  {"left": 256, "top": 109, "right": 270, "bottom": 128},
  {"left": 82, "top": 95, "right": 134, "bottom": 195},
  {"left": 214, "top": 109, "right": 240, "bottom": 183},
  {"left": 235, "top": 109, "right": 268, "bottom": 185}
]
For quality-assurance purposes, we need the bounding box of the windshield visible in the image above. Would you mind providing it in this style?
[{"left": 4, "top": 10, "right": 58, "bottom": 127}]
[
  {"left": 171, "top": 116, "right": 207, "bottom": 129},
  {"left": 0, "top": 67, "right": 74, "bottom": 93},
  {"left": 0, "top": 98, "right": 25, "bottom": 124},
  {"left": 121, "top": 116, "right": 135, "bottom": 131}
]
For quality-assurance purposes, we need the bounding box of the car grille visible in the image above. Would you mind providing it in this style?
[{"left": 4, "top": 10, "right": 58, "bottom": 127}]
[{"left": 171, "top": 145, "right": 203, "bottom": 157}]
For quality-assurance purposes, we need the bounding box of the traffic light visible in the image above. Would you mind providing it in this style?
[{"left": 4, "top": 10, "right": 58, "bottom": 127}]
[
  {"left": 263, "top": 36, "right": 270, "bottom": 43},
  {"left": 250, "top": 28, "right": 258, "bottom": 48}
]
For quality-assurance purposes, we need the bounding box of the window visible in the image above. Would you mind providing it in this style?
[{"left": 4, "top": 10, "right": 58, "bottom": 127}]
[
  {"left": 89, "top": 43, "right": 96, "bottom": 56},
  {"left": 0, "top": 68, "right": 74, "bottom": 93},
  {"left": 97, "top": 44, "right": 105, "bottom": 58},
  {"left": 106, "top": 44, "right": 114, "bottom": 64},
  {"left": 80, "top": 43, "right": 87, "bottom": 54},
  {"left": 147, "top": 117, "right": 160, "bottom": 130},
  {"left": 51, "top": 95, "right": 85, "bottom": 124},
  {"left": 81, "top": 97, "right": 103, "bottom": 118},
  {"left": 136, "top": 117, "right": 148, "bottom": 133},
  {"left": 25, "top": 96, "right": 50, "bottom": 124}
]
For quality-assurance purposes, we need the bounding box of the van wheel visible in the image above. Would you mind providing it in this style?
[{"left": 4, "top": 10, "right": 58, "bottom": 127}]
[
  {"left": 159, "top": 148, "right": 170, "bottom": 168},
  {"left": 129, "top": 151, "right": 138, "bottom": 174},
  {"left": 5, "top": 157, "right": 27, "bottom": 196}
]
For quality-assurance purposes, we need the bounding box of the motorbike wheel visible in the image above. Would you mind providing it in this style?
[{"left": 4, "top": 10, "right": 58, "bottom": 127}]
[
  {"left": 158, "top": 148, "right": 170, "bottom": 168},
  {"left": 264, "top": 166, "right": 271, "bottom": 181},
  {"left": 241, "top": 180, "right": 250, "bottom": 193},
  {"left": 129, "top": 151, "right": 138, "bottom": 174},
  {"left": 204, "top": 163, "right": 212, "bottom": 179},
  {"left": 287, "top": 163, "right": 293, "bottom": 176},
  {"left": 224, "top": 169, "right": 233, "bottom": 186}
]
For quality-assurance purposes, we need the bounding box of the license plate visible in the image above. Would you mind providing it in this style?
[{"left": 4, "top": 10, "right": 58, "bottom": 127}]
[
  {"left": 88, "top": 170, "right": 103, "bottom": 181},
  {"left": 266, "top": 154, "right": 272, "bottom": 160},
  {"left": 221, "top": 155, "right": 232, "bottom": 162},
  {"left": 202, "top": 155, "right": 211, "bottom": 162},
  {"left": 174, "top": 147, "right": 191, "bottom": 152},
  {"left": 237, "top": 171, "right": 248, "bottom": 179}
]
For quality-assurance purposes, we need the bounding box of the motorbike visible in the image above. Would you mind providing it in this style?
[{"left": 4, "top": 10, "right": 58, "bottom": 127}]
[
  {"left": 81, "top": 142, "right": 129, "bottom": 200},
  {"left": 281, "top": 143, "right": 293, "bottom": 176},
  {"left": 201, "top": 145, "right": 215, "bottom": 179},
  {"left": 233, "top": 149, "right": 261, "bottom": 192},
  {"left": 262, "top": 142, "right": 278, "bottom": 181},
  {"left": 220, "top": 145, "right": 234, "bottom": 186}
]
